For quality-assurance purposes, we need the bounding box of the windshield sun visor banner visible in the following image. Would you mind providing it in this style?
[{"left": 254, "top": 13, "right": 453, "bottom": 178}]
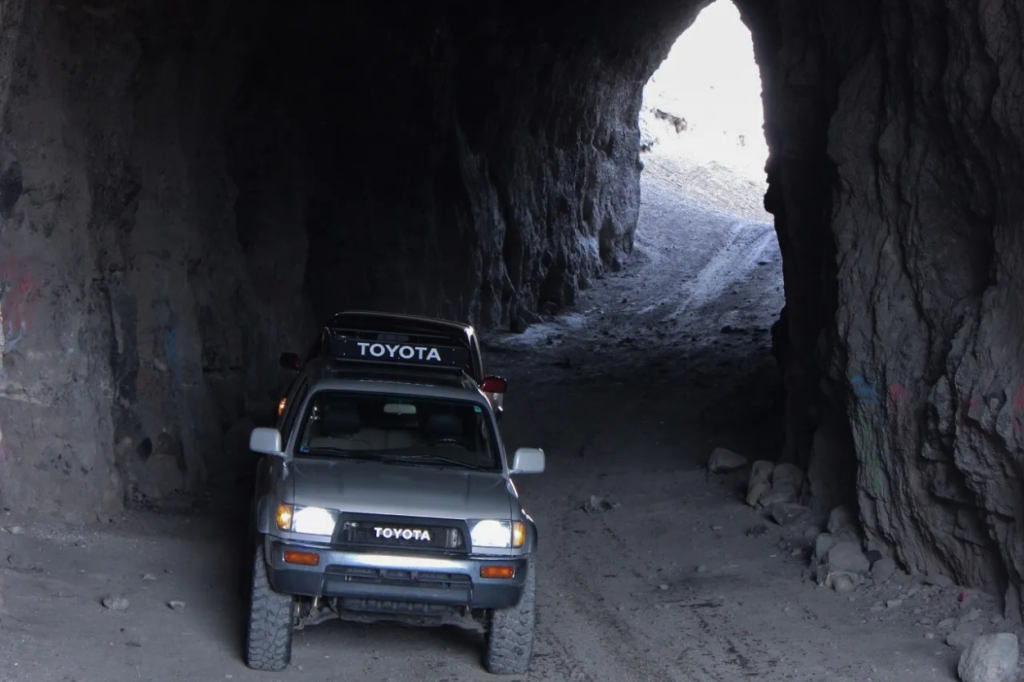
[{"left": 328, "top": 333, "right": 468, "bottom": 368}]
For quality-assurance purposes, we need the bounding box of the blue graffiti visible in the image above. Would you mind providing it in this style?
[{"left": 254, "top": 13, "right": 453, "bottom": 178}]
[
  {"left": 851, "top": 375, "right": 886, "bottom": 427},
  {"left": 850, "top": 375, "right": 878, "bottom": 404}
]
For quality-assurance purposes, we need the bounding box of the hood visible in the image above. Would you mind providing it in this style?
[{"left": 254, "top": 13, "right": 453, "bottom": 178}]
[{"left": 289, "top": 457, "right": 513, "bottom": 520}]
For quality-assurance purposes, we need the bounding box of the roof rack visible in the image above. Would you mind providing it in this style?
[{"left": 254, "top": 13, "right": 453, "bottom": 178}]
[
  {"left": 321, "top": 361, "right": 475, "bottom": 389},
  {"left": 319, "top": 322, "right": 471, "bottom": 375}
]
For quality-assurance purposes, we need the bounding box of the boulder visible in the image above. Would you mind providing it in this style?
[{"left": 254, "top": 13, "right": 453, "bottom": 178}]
[
  {"left": 707, "top": 447, "right": 748, "bottom": 473},
  {"left": 957, "top": 633, "right": 1019, "bottom": 682},
  {"left": 745, "top": 460, "right": 774, "bottom": 507}
]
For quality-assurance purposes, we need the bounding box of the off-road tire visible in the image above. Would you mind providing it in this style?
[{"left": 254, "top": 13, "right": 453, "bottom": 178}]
[
  {"left": 245, "top": 544, "right": 295, "bottom": 672},
  {"left": 484, "top": 557, "right": 537, "bottom": 675}
]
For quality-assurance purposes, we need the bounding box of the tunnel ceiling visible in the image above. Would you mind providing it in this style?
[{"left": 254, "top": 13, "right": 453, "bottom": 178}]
[{"left": 0, "top": 0, "right": 1021, "bottom": 623}]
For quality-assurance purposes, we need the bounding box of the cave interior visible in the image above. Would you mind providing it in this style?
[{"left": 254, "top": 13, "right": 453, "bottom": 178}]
[{"left": 0, "top": 0, "right": 1021, "bottom": 626}]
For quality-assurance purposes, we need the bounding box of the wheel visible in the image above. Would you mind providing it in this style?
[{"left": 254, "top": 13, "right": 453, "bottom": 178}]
[
  {"left": 483, "top": 557, "right": 537, "bottom": 675},
  {"left": 245, "top": 544, "right": 295, "bottom": 671}
]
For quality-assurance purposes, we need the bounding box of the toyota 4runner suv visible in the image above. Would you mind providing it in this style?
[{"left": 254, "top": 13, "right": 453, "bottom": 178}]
[{"left": 244, "top": 323, "right": 544, "bottom": 675}]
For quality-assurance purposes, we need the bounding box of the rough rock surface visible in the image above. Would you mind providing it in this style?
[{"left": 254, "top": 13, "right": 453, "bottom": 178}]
[
  {"left": 0, "top": 0, "right": 1020, "bottom": 626},
  {"left": 736, "top": 0, "right": 1024, "bottom": 621}
]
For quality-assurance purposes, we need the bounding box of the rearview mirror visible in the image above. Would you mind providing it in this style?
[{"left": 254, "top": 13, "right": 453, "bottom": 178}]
[
  {"left": 510, "top": 447, "right": 545, "bottom": 475},
  {"left": 250, "top": 427, "right": 284, "bottom": 457},
  {"left": 384, "top": 403, "right": 417, "bottom": 415},
  {"left": 279, "top": 352, "right": 301, "bottom": 371}
]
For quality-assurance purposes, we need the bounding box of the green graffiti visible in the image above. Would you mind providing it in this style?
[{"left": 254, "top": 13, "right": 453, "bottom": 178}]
[{"left": 850, "top": 375, "right": 886, "bottom": 498}]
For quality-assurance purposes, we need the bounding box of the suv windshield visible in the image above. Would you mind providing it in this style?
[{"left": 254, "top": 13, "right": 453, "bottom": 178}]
[{"left": 294, "top": 390, "right": 501, "bottom": 471}]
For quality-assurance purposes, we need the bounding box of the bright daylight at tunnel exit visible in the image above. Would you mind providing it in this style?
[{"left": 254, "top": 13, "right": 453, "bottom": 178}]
[{"left": 0, "top": 0, "right": 1022, "bottom": 680}]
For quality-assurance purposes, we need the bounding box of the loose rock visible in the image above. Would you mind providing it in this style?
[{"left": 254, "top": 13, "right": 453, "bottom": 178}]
[
  {"left": 583, "top": 495, "right": 620, "bottom": 514},
  {"left": 826, "top": 542, "right": 870, "bottom": 574},
  {"left": 947, "top": 620, "right": 985, "bottom": 650},
  {"left": 956, "top": 633, "right": 1019, "bottom": 682},
  {"left": 827, "top": 505, "right": 858, "bottom": 537},
  {"left": 707, "top": 447, "right": 747, "bottom": 473},
  {"left": 757, "top": 463, "right": 805, "bottom": 506},
  {"left": 831, "top": 573, "right": 856, "bottom": 593},
  {"left": 746, "top": 461, "right": 774, "bottom": 507},
  {"left": 168, "top": 600, "right": 186, "bottom": 611},
  {"left": 813, "top": 533, "right": 838, "bottom": 563},
  {"left": 101, "top": 596, "right": 129, "bottom": 611},
  {"left": 769, "top": 502, "right": 811, "bottom": 527},
  {"left": 871, "top": 557, "right": 897, "bottom": 582},
  {"left": 960, "top": 608, "right": 984, "bottom": 624}
]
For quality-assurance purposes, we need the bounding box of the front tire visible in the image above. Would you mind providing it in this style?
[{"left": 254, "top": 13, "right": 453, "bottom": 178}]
[
  {"left": 484, "top": 557, "right": 537, "bottom": 675},
  {"left": 245, "top": 544, "right": 295, "bottom": 672}
]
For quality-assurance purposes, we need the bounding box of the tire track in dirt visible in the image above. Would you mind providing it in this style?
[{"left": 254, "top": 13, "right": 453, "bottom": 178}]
[
  {"left": 663, "top": 222, "right": 777, "bottom": 322},
  {"left": 545, "top": 506, "right": 793, "bottom": 682}
]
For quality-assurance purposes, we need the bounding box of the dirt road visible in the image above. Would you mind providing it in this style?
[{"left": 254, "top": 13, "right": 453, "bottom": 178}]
[{"left": 0, "top": 153, "right": 1004, "bottom": 681}]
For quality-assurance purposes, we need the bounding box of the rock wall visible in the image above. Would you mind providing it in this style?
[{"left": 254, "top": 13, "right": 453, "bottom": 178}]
[
  {"left": 739, "top": 0, "right": 1024, "bottom": 622},
  {"left": 3, "top": 0, "right": 1020, "bottom": 624},
  {"left": 0, "top": 0, "right": 313, "bottom": 513},
  {"left": 0, "top": 0, "right": 695, "bottom": 512}
]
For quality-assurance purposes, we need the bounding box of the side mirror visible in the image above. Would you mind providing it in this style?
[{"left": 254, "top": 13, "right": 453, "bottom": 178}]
[
  {"left": 279, "top": 352, "right": 301, "bottom": 371},
  {"left": 250, "top": 427, "right": 285, "bottom": 457},
  {"left": 480, "top": 376, "right": 507, "bottom": 394},
  {"left": 510, "top": 447, "right": 545, "bottom": 475}
]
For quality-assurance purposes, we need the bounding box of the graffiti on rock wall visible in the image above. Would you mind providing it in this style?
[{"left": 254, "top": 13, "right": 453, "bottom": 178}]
[
  {"left": 887, "top": 381, "right": 911, "bottom": 432},
  {"left": 0, "top": 259, "right": 40, "bottom": 356},
  {"left": 850, "top": 374, "right": 911, "bottom": 499},
  {"left": 850, "top": 375, "right": 886, "bottom": 497}
]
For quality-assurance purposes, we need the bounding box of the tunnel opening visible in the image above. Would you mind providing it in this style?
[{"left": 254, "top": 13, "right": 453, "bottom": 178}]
[
  {"left": 618, "top": 0, "right": 786, "bottom": 461},
  {"left": 638, "top": 0, "right": 770, "bottom": 223}
]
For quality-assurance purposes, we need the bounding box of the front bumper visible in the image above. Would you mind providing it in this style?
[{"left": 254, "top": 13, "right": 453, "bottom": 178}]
[{"left": 263, "top": 538, "right": 530, "bottom": 610}]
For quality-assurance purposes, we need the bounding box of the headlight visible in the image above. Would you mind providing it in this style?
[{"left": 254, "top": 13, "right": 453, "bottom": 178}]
[
  {"left": 275, "top": 504, "right": 337, "bottom": 536},
  {"left": 470, "top": 519, "right": 526, "bottom": 548}
]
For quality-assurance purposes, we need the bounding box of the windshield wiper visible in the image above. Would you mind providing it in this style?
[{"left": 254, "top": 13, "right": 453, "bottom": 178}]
[
  {"left": 298, "top": 448, "right": 384, "bottom": 461},
  {"left": 383, "top": 454, "right": 490, "bottom": 471}
]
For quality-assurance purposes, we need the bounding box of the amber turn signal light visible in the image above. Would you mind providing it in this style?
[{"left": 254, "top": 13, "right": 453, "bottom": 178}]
[
  {"left": 276, "top": 503, "right": 294, "bottom": 531},
  {"left": 283, "top": 550, "right": 319, "bottom": 566},
  {"left": 512, "top": 521, "right": 525, "bottom": 548},
  {"left": 480, "top": 565, "right": 515, "bottom": 579},
  {"left": 277, "top": 397, "right": 287, "bottom": 416}
]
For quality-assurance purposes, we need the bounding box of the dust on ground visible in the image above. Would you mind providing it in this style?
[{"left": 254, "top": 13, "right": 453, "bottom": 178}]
[{"left": 0, "top": 147, "right": 1016, "bottom": 682}]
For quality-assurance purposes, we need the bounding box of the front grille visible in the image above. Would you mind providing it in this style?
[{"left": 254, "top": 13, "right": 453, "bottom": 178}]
[
  {"left": 326, "top": 566, "right": 472, "bottom": 615},
  {"left": 332, "top": 514, "right": 468, "bottom": 555},
  {"left": 327, "top": 565, "right": 471, "bottom": 589}
]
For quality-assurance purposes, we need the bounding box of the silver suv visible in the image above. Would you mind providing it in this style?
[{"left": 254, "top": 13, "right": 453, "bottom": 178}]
[{"left": 243, "top": 326, "right": 545, "bottom": 675}]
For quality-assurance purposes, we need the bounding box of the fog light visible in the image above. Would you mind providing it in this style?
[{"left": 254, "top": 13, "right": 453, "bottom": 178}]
[
  {"left": 481, "top": 565, "right": 515, "bottom": 579},
  {"left": 283, "top": 550, "right": 319, "bottom": 566}
]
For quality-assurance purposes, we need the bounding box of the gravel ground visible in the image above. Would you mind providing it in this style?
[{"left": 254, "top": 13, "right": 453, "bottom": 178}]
[{"left": 0, "top": 149, "right": 1018, "bottom": 682}]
